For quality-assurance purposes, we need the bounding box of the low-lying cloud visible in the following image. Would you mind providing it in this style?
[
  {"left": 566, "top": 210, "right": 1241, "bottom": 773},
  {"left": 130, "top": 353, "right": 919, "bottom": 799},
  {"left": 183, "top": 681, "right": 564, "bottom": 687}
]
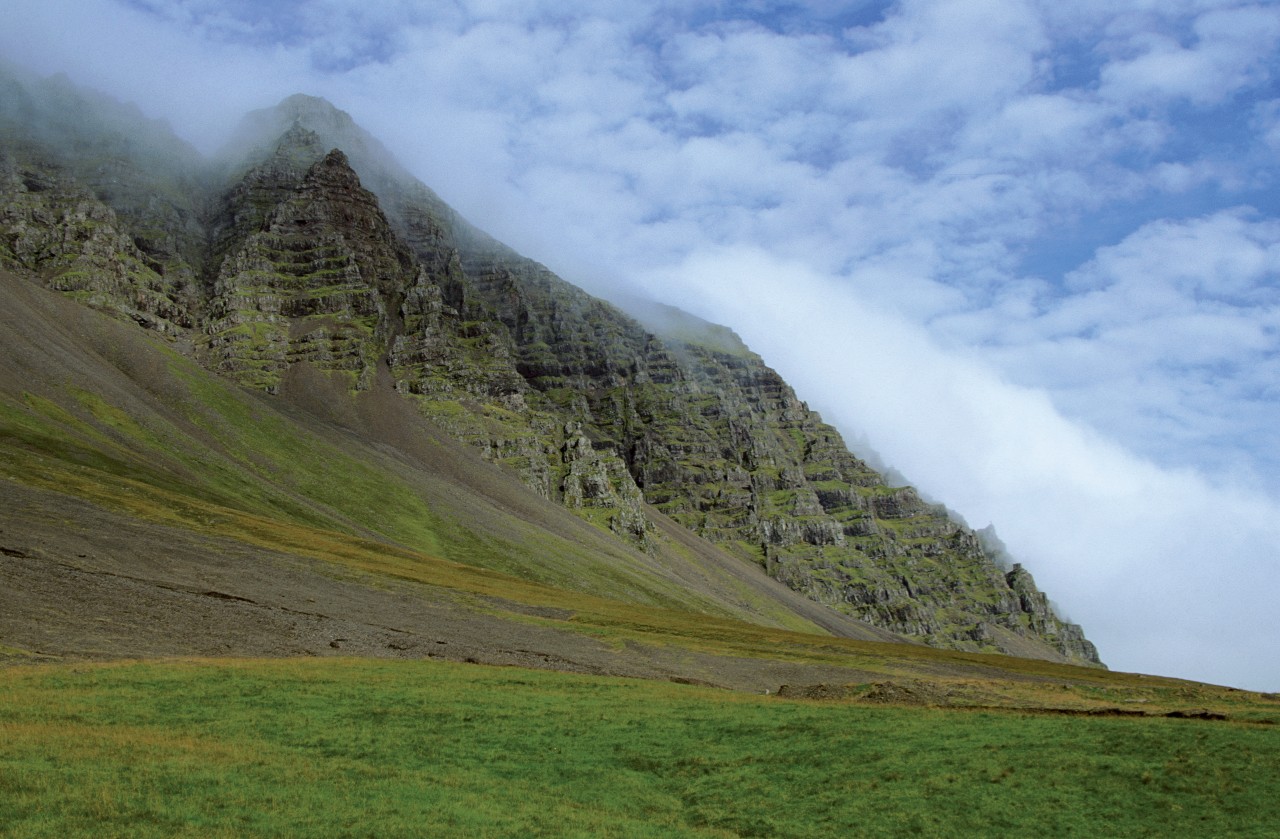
[{"left": 643, "top": 247, "right": 1280, "bottom": 688}]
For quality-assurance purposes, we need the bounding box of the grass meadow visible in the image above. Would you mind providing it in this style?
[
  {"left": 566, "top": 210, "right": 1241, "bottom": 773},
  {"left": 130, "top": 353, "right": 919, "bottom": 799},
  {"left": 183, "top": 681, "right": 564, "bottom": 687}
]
[{"left": 2, "top": 658, "right": 1277, "bottom": 838}]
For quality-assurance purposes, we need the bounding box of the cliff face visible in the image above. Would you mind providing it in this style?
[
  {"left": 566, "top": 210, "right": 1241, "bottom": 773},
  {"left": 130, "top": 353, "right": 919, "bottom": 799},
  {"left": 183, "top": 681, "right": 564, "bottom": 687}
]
[
  {"left": 203, "top": 142, "right": 408, "bottom": 391},
  {"left": 0, "top": 72, "right": 1101, "bottom": 666}
]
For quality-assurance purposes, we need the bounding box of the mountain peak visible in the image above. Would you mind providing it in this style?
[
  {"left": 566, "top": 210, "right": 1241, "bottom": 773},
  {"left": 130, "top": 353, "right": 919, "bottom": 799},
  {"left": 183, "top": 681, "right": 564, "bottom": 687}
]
[
  {"left": 272, "top": 93, "right": 357, "bottom": 132},
  {"left": 217, "top": 92, "right": 414, "bottom": 200},
  {"left": 220, "top": 93, "right": 365, "bottom": 170}
]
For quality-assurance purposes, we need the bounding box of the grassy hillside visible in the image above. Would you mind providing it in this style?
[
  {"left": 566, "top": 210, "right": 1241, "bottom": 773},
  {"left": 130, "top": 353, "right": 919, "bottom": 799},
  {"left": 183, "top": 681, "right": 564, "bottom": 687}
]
[
  {"left": 0, "top": 267, "right": 884, "bottom": 640},
  {"left": 2, "top": 658, "right": 1277, "bottom": 838}
]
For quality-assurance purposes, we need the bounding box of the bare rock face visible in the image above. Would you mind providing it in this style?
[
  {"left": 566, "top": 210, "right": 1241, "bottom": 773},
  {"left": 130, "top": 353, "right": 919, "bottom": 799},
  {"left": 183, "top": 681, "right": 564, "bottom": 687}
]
[
  {"left": 0, "top": 155, "right": 192, "bottom": 332},
  {"left": 1005, "top": 564, "right": 1101, "bottom": 663},
  {"left": 428, "top": 233, "right": 1100, "bottom": 662},
  {"left": 0, "top": 71, "right": 1103, "bottom": 667},
  {"left": 203, "top": 145, "right": 406, "bottom": 392},
  {"left": 561, "top": 424, "right": 653, "bottom": 548}
]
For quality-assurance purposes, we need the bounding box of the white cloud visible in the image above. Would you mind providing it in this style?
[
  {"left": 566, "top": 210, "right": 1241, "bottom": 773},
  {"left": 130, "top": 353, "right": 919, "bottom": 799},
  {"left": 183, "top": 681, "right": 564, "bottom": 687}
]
[
  {"left": 1071, "top": 211, "right": 1280, "bottom": 297},
  {"left": 833, "top": 0, "right": 1047, "bottom": 113},
  {"left": 0, "top": 0, "right": 315, "bottom": 148},
  {"left": 1098, "top": 4, "right": 1280, "bottom": 106},
  {"left": 1256, "top": 98, "right": 1280, "bottom": 149},
  {"left": 643, "top": 247, "right": 1280, "bottom": 690},
  {"left": 661, "top": 24, "right": 833, "bottom": 130},
  {"left": 930, "top": 210, "right": 1280, "bottom": 489}
]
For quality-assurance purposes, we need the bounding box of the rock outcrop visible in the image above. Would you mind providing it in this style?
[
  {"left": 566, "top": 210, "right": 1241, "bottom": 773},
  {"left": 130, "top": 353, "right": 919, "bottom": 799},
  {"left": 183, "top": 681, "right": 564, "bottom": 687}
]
[{"left": 0, "top": 69, "right": 1102, "bottom": 666}]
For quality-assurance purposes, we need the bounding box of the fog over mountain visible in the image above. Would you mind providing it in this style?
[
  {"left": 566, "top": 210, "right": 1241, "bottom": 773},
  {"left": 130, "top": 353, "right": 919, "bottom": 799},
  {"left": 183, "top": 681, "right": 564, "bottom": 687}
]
[{"left": 3, "top": 0, "right": 1278, "bottom": 691}]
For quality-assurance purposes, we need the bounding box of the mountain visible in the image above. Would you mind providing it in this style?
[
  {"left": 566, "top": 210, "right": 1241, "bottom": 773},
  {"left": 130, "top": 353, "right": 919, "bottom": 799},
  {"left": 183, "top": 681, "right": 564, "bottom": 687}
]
[{"left": 0, "top": 68, "right": 1100, "bottom": 672}]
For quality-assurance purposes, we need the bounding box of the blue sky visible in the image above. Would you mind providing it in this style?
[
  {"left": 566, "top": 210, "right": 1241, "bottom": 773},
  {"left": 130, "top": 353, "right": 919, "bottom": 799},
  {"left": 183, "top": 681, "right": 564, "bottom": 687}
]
[{"left": 4, "top": 0, "right": 1280, "bottom": 690}]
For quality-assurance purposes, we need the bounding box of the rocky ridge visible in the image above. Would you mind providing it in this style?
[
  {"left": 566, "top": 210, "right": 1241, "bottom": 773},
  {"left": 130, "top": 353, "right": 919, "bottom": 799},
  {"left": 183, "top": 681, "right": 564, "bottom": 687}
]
[{"left": 0, "top": 70, "right": 1100, "bottom": 665}]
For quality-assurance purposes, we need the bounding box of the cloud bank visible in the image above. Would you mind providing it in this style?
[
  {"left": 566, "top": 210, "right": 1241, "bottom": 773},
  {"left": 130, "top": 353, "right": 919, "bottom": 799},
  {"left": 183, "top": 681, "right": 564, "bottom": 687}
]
[
  {"left": 3, "top": 0, "right": 1278, "bottom": 689},
  {"left": 645, "top": 247, "right": 1280, "bottom": 689}
]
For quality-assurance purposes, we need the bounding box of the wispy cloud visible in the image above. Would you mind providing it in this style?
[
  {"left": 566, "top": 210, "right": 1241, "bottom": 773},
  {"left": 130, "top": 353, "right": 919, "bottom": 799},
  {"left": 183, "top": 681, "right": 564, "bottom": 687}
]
[
  {"left": 932, "top": 210, "right": 1280, "bottom": 479},
  {"left": 1097, "top": 4, "right": 1280, "bottom": 106},
  {"left": 3, "top": 0, "right": 1278, "bottom": 689}
]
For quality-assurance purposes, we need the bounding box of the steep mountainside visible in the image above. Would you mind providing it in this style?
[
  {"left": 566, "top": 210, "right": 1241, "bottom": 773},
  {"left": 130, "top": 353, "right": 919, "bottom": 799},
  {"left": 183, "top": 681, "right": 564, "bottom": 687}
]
[
  {"left": 0, "top": 69, "right": 1099, "bottom": 666},
  {"left": 1, "top": 266, "right": 903, "bottom": 671}
]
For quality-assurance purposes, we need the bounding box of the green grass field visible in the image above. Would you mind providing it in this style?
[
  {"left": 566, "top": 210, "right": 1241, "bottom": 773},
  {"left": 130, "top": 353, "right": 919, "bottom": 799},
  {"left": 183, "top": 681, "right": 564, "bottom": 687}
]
[{"left": 2, "top": 658, "right": 1276, "bottom": 838}]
